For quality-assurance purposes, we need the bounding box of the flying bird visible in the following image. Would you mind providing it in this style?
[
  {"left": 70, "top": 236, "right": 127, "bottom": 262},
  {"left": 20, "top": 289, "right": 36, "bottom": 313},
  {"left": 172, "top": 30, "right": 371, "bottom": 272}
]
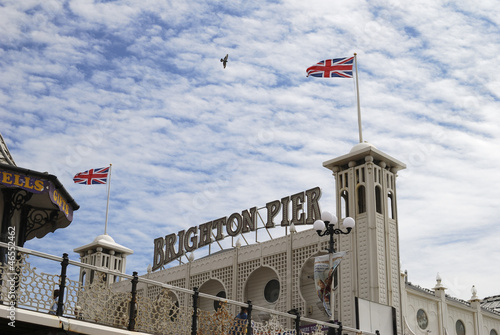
[{"left": 220, "top": 54, "right": 228, "bottom": 69}]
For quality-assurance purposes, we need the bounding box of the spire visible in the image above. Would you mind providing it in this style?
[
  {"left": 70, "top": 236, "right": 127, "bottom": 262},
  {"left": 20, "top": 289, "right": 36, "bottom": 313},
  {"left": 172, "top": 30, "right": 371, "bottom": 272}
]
[
  {"left": 0, "top": 132, "right": 16, "bottom": 166},
  {"left": 434, "top": 272, "right": 447, "bottom": 291},
  {"left": 470, "top": 285, "right": 480, "bottom": 302}
]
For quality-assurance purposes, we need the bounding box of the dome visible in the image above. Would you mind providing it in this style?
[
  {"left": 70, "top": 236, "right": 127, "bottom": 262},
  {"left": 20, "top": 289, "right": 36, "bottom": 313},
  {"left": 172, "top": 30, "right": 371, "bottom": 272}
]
[
  {"left": 93, "top": 234, "right": 116, "bottom": 244},
  {"left": 74, "top": 233, "right": 133, "bottom": 255},
  {"left": 350, "top": 142, "right": 376, "bottom": 153}
]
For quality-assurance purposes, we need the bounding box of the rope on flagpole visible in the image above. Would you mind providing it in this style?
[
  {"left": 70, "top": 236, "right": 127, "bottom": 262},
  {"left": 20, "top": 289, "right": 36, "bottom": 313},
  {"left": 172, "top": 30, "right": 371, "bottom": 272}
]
[
  {"left": 354, "top": 53, "right": 363, "bottom": 143},
  {"left": 104, "top": 163, "right": 112, "bottom": 235}
]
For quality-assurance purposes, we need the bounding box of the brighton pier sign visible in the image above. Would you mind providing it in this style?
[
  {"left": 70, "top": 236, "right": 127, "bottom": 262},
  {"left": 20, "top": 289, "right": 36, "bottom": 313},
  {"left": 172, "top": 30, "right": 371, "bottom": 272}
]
[{"left": 152, "top": 187, "right": 322, "bottom": 270}]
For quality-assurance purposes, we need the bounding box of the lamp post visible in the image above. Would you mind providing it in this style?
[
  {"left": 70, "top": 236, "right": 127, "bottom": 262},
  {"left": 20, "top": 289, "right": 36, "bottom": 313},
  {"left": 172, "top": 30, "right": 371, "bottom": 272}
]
[{"left": 313, "top": 211, "right": 355, "bottom": 335}]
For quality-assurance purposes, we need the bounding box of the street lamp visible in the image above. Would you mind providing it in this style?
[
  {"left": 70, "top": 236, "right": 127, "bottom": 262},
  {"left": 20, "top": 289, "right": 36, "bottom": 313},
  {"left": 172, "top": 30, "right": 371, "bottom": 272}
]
[
  {"left": 313, "top": 212, "right": 355, "bottom": 254},
  {"left": 313, "top": 211, "right": 355, "bottom": 335}
]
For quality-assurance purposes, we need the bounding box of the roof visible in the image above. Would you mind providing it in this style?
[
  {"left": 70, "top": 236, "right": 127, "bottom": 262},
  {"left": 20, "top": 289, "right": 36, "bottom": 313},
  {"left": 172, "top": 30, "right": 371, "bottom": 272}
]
[
  {"left": 323, "top": 142, "right": 406, "bottom": 173},
  {"left": 74, "top": 234, "right": 134, "bottom": 255},
  {"left": 0, "top": 162, "right": 80, "bottom": 211},
  {"left": 482, "top": 295, "right": 500, "bottom": 312},
  {"left": 0, "top": 162, "right": 80, "bottom": 242}
]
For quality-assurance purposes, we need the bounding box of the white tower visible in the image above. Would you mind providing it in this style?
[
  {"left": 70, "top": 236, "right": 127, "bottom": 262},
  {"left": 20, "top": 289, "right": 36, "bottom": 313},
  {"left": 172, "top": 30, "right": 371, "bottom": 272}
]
[
  {"left": 74, "top": 234, "right": 133, "bottom": 285},
  {"left": 323, "top": 143, "right": 406, "bottom": 334}
]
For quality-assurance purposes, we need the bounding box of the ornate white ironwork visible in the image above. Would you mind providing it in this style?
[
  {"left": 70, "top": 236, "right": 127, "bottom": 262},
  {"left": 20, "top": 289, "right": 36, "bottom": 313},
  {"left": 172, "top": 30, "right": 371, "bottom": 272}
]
[
  {"left": 253, "top": 314, "right": 296, "bottom": 334},
  {"left": 1, "top": 252, "right": 61, "bottom": 313},
  {"left": 76, "top": 271, "right": 131, "bottom": 328},
  {"left": 198, "top": 303, "right": 234, "bottom": 334},
  {"left": 135, "top": 287, "right": 192, "bottom": 334},
  {"left": 0, "top": 245, "right": 370, "bottom": 335}
]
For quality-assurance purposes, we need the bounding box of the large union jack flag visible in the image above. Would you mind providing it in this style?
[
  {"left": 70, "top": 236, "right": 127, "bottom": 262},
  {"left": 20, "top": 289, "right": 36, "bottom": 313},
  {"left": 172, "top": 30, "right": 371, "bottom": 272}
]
[
  {"left": 306, "top": 57, "right": 354, "bottom": 78},
  {"left": 73, "top": 167, "right": 109, "bottom": 185}
]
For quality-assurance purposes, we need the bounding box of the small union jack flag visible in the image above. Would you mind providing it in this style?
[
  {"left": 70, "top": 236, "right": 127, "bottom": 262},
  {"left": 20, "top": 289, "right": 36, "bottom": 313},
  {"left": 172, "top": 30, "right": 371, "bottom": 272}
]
[
  {"left": 306, "top": 57, "right": 354, "bottom": 78},
  {"left": 73, "top": 167, "right": 109, "bottom": 185}
]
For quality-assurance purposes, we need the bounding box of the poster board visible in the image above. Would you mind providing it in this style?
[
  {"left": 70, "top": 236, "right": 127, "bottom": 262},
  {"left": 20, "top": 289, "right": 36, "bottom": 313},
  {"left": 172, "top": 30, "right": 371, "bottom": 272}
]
[{"left": 355, "top": 297, "right": 396, "bottom": 335}]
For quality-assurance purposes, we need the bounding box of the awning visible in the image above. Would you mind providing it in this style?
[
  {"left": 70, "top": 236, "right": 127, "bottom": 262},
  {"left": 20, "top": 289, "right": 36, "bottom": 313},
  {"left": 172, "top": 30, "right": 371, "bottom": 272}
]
[{"left": 0, "top": 163, "right": 79, "bottom": 245}]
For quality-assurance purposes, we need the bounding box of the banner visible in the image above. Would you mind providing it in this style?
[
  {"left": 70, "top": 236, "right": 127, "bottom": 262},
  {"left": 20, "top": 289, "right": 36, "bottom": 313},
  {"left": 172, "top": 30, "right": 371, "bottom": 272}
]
[
  {"left": 0, "top": 169, "right": 46, "bottom": 193},
  {"left": 314, "top": 251, "right": 346, "bottom": 317},
  {"left": 48, "top": 182, "right": 73, "bottom": 221},
  {"left": 0, "top": 168, "right": 73, "bottom": 221}
]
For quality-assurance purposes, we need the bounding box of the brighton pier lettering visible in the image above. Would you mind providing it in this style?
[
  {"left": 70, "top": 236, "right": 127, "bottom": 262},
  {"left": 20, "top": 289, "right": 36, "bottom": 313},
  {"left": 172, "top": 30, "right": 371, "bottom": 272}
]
[{"left": 152, "top": 187, "right": 321, "bottom": 270}]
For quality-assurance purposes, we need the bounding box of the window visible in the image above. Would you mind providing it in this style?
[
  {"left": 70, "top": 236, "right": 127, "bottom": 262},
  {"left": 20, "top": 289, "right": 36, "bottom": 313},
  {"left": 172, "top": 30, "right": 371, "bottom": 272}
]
[
  {"left": 214, "top": 291, "right": 226, "bottom": 310},
  {"left": 490, "top": 329, "right": 498, "bottom": 335},
  {"left": 456, "top": 320, "right": 465, "bottom": 335},
  {"left": 375, "top": 186, "right": 382, "bottom": 214},
  {"left": 340, "top": 190, "right": 349, "bottom": 218},
  {"left": 264, "top": 279, "right": 280, "bottom": 303},
  {"left": 388, "top": 191, "right": 395, "bottom": 219},
  {"left": 417, "top": 309, "right": 428, "bottom": 329},
  {"left": 357, "top": 185, "right": 366, "bottom": 214}
]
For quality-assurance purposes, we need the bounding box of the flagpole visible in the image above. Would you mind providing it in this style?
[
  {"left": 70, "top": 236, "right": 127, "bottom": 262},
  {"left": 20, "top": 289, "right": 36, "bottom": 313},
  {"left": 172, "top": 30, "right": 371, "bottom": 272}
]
[
  {"left": 354, "top": 53, "right": 363, "bottom": 143},
  {"left": 104, "top": 163, "right": 112, "bottom": 235}
]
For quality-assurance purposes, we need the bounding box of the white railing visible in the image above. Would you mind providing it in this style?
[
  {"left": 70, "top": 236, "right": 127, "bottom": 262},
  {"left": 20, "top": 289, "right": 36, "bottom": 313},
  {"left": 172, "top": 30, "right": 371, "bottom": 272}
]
[{"left": 0, "top": 242, "right": 379, "bottom": 335}]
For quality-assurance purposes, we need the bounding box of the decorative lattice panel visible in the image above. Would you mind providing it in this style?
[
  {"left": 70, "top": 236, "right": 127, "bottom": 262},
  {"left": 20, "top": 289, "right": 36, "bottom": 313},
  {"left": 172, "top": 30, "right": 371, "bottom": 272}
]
[
  {"left": 191, "top": 272, "right": 210, "bottom": 290},
  {"left": 262, "top": 252, "right": 287, "bottom": 325},
  {"left": 237, "top": 258, "right": 261, "bottom": 302},
  {"left": 389, "top": 220, "right": 402, "bottom": 335},
  {"left": 167, "top": 277, "right": 186, "bottom": 289},
  {"left": 376, "top": 215, "right": 388, "bottom": 305},
  {"left": 292, "top": 244, "right": 318, "bottom": 315},
  {"left": 356, "top": 216, "right": 370, "bottom": 300},
  {"left": 212, "top": 265, "right": 233, "bottom": 299}
]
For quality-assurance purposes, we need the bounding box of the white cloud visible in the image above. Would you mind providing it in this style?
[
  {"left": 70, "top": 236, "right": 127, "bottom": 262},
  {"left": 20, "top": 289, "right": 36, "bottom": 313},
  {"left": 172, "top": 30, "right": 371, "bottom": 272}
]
[{"left": 1, "top": 0, "right": 499, "bottom": 301}]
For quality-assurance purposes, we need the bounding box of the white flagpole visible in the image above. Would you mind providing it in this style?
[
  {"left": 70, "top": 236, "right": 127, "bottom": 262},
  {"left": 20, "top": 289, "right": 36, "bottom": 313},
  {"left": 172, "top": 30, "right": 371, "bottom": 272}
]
[
  {"left": 104, "top": 163, "right": 112, "bottom": 235},
  {"left": 354, "top": 53, "right": 363, "bottom": 143}
]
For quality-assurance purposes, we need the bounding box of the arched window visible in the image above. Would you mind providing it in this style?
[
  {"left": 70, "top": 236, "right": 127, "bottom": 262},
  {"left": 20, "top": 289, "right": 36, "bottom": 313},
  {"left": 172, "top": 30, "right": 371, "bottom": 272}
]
[
  {"left": 340, "top": 190, "right": 349, "bottom": 218},
  {"left": 375, "top": 186, "right": 382, "bottom": 214},
  {"left": 357, "top": 185, "right": 366, "bottom": 214},
  {"left": 388, "top": 191, "right": 395, "bottom": 219},
  {"left": 456, "top": 320, "right": 466, "bottom": 335},
  {"left": 214, "top": 291, "right": 226, "bottom": 310}
]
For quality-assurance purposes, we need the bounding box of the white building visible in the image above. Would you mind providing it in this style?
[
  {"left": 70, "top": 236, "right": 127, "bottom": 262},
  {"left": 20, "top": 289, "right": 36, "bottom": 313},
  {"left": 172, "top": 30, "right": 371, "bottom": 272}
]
[{"left": 109, "top": 142, "right": 500, "bottom": 335}]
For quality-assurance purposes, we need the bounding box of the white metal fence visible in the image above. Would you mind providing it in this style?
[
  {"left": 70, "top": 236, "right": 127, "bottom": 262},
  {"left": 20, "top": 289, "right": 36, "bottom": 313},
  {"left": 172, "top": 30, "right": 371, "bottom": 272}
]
[{"left": 0, "top": 242, "right": 378, "bottom": 335}]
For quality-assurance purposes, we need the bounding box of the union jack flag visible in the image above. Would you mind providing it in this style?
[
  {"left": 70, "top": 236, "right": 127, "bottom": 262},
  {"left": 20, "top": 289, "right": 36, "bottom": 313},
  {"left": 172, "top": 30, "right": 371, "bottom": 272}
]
[
  {"left": 306, "top": 57, "right": 354, "bottom": 78},
  {"left": 73, "top": 167, "right": 109, "bottom": 185}
]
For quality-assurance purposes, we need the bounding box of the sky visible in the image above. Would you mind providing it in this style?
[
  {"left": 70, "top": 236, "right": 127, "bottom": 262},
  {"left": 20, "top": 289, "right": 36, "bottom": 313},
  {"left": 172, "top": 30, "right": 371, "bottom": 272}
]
[{"left": 1, "top": 0, "right": 499, "bottom": 302}]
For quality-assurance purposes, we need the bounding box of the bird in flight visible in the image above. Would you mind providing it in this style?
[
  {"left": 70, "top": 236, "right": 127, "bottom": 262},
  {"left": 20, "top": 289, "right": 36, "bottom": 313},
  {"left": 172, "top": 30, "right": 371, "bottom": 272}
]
[{"left": 220, "top": 54, "right": 228, "bottom": 69}]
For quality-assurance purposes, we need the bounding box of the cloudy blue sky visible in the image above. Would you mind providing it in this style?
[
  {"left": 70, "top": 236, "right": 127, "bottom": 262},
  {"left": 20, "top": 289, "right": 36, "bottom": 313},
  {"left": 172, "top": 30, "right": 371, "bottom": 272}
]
[{"left": 1, "top": 0, "right": 499, "bottom": 301}]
